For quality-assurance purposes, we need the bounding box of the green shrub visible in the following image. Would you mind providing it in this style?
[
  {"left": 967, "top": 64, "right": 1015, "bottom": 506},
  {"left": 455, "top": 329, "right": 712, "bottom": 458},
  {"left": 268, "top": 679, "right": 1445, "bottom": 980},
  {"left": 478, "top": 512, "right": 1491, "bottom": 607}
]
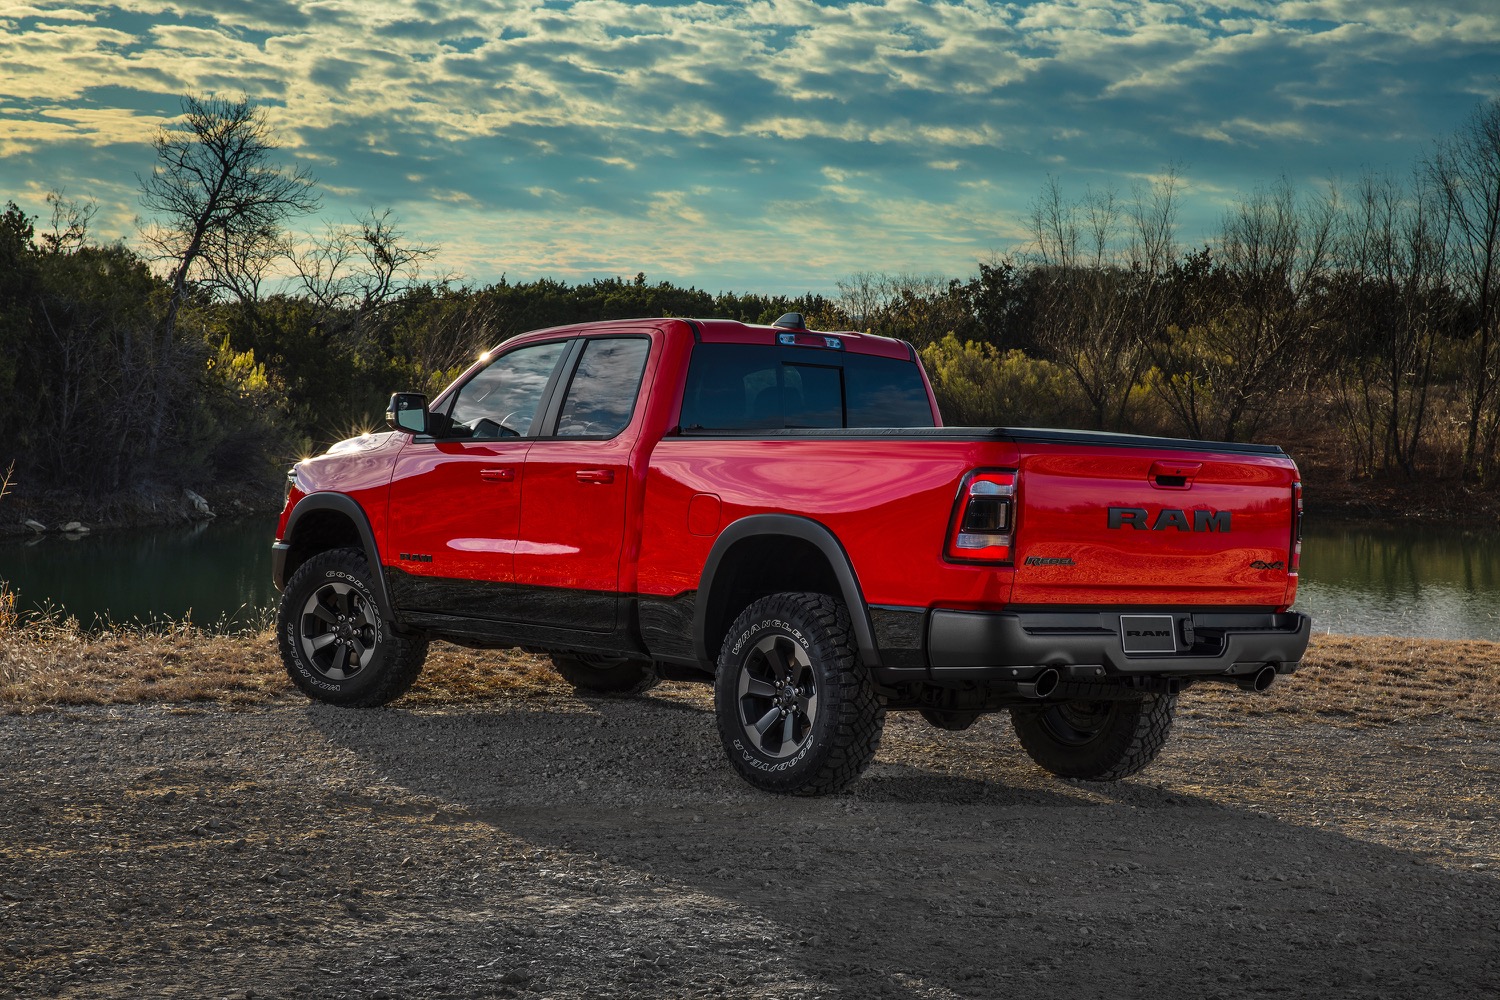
[{"left": 920, "top": 334, "right": 1081, "bottom": 427}]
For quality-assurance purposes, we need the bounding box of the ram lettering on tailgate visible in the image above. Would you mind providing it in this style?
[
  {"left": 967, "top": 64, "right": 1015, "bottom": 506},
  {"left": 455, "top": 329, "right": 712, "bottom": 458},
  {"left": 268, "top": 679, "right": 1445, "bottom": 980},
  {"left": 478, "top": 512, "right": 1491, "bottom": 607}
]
[{"left": 1107, "top": 506, "right": 1232, "bottom": 532}]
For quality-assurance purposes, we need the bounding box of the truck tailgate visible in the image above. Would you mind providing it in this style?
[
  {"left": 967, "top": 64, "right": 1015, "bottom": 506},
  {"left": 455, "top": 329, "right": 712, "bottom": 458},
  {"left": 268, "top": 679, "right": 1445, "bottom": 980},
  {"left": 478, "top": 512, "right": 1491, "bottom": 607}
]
[{"left": 1010, "top": 442, "right": 1297, "bottom": 607}]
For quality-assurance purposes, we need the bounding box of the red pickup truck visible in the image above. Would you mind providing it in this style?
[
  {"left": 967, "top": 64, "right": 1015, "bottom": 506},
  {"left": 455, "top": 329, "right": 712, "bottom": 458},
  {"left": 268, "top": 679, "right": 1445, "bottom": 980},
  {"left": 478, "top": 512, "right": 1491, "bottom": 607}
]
[{"left": 273, "top": 315, "right": 1310, "bottom": 795}]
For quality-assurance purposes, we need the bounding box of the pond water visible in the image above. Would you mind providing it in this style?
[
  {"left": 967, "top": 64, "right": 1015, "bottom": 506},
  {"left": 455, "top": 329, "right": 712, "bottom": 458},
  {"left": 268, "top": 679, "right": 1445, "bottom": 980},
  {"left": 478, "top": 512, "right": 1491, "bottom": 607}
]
[
  {"left": 1296, "top": 522, "right": 1500, "bottom": 642},
  {"left": 1, "top": 515, "right": 1499, "bottom": 641},
  {"left": 0, "top": 516, "right": 280, "bottom": 631}
]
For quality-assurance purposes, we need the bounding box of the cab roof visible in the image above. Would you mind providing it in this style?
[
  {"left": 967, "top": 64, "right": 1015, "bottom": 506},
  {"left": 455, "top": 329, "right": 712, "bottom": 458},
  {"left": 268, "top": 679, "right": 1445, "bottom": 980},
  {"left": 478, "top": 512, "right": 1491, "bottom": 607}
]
[{"left": 495, "top": 317, "right": 916, "bottom": 361}]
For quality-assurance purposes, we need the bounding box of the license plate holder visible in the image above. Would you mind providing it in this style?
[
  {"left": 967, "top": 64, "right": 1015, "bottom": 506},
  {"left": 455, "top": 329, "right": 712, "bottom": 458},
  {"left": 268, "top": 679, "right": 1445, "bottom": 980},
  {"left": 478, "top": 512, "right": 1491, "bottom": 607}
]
[{"left": 1120, "top": 615, "right": 1176, "bottom": 655}]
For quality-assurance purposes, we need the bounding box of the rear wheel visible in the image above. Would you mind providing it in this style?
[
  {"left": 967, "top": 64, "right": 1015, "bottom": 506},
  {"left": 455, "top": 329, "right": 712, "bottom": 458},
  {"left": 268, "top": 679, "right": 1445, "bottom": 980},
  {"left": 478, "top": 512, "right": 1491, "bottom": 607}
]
[
  {"left": 1010, "top": 694, "right": 1176, "bottom": 780},
  {"left": 551, "top": 654, "right": 660, "bottom": 696},
  {"left": 919, "top": 708, "right": 983, "bottom": 731},
  {"left": 278, "top": 548, "right": 428, "bottom": 707},
  {"left": 714, "top": 592, "right": 885, "bottom": 795}
]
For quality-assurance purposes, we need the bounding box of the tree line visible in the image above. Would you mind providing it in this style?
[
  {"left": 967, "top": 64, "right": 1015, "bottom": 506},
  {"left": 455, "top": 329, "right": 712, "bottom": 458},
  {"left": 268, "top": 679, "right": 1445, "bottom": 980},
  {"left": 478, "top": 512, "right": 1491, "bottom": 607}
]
[{"left": 1, "top": 93, "right": 1497, "bottom": 498}]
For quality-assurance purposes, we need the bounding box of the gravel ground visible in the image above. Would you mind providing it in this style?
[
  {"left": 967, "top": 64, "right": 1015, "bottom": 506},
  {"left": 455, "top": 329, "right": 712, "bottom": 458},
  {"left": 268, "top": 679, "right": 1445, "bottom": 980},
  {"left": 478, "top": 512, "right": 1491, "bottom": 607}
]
[{"left": 2, "top": 682, "right": 1497, "bottom": 999}]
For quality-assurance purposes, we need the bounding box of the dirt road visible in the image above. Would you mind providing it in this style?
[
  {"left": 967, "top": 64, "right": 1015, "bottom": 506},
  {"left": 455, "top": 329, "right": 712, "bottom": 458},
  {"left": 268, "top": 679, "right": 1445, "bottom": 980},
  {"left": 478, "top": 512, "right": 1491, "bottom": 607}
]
[{"left": 2, "top": 682, "right": 1497, "bottom": 998}]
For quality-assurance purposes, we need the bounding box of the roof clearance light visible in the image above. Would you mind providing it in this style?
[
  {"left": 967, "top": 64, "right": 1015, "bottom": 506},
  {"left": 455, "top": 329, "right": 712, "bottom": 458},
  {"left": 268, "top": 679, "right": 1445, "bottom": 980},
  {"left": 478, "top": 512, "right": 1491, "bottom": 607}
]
[
  {"left": 778, "top": 332, "right": 797, "bottom": 346},
  {"left": 823, "top": 337, "right": 843, "bottom": 350}
]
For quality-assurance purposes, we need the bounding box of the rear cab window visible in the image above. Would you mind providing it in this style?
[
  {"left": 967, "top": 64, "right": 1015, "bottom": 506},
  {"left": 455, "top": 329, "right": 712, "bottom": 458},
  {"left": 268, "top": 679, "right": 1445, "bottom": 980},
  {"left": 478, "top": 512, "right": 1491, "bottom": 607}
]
[{"left": 679, "top": 341, "right": 935, "bottom": 431}]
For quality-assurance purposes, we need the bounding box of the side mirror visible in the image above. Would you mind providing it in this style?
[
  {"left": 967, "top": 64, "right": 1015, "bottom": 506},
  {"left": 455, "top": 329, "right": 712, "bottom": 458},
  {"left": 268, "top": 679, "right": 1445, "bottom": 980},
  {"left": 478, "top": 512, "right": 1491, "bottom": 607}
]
[{"left": 386, "top": 392, "right": 430, "bottom": 434}]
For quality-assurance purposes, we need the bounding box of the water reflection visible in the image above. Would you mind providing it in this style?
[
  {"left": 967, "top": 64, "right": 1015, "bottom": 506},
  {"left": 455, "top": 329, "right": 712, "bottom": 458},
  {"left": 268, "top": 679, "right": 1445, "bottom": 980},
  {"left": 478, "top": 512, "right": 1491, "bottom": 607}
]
[
  {"left": 0, "top": 515, "right": 279, "bottom": 630},
  {"left": 1297, "top": 523, "right": 1500, "bottom": 641}
]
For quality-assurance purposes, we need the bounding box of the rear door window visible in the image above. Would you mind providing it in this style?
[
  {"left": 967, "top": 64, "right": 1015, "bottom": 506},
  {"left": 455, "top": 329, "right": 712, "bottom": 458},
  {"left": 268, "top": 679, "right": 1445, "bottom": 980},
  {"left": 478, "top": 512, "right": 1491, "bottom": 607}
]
[{"left": 553, "top": 337, "right": 652, "bottom": 438}]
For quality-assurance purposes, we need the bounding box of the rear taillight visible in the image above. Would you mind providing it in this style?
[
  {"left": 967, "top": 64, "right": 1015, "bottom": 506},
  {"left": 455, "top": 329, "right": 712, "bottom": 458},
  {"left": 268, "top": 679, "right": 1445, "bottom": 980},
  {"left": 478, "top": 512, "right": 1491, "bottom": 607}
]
[
  {"left": 946, "top": 469, "right": 1016, "bottom": 564},
  {"left": 1290, "top": 481, "right": 1302, "bottom": 573}
]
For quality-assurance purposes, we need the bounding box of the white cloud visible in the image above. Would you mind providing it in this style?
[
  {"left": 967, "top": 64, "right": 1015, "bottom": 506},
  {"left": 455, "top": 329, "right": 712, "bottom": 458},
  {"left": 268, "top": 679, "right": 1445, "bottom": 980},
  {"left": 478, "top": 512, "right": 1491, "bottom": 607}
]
[
  {"left": 2, "top": 5, "right": 95, "bottom": 20},
  {"left": 0, "top": 0, "right": 1493, "bottom": 291},
  {"left": 0, "top": 115, "right": 78, "bottom": 156}
]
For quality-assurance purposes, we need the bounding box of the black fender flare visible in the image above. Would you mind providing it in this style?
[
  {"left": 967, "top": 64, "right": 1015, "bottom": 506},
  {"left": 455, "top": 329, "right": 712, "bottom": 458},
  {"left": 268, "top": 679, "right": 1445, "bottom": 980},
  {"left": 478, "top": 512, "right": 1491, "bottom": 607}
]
[
  {"left": 693, "top": 514, "right": 882, "bottom": 669},
  {"left": 279, "top": 493, "right": 396, "bottom": 623}
]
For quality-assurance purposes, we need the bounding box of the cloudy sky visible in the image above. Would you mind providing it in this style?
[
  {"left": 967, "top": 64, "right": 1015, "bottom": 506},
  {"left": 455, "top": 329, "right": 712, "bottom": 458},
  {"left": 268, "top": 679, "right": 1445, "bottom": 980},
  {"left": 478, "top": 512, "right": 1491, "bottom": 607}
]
[{"left": 1, "top": 0, "right": 1496, "bottom": 294}]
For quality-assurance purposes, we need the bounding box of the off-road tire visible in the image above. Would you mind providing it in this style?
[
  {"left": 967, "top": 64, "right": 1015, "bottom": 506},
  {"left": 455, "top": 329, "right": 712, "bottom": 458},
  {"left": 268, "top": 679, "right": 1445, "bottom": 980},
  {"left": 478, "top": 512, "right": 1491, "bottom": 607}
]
[
  {"left": 1010, "top": 693, "right": 1176, "bottom": 781},
  {"left": 919, "top": 708, "right": 983, "bottom": 731},
  {"left": 551, "top": 655, "right": 661, "bottom": 696},
  {"left": 714, "top": 592, "right": 885, "bottom": 796},
  {"left": 278, "top": 548, "right": 429, "bottom": 707}
]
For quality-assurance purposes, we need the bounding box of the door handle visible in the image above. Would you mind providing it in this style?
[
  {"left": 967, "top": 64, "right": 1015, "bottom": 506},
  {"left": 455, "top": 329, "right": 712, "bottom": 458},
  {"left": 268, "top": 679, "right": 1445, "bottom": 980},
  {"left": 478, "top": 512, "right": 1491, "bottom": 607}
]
[
  {"left": 1149, "top": 460, "right": 1200, "bottom": 489},
  {"left": 480, "top": 467, "right": 515, "bottom": 482},
  {"left": 575, "top": 469, "right": 615, "bottom": 484}
]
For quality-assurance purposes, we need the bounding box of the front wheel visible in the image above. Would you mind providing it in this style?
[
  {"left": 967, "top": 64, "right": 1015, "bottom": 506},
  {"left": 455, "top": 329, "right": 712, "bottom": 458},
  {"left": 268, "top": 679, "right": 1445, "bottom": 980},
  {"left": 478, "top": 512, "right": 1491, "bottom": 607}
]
[
  {"left": 714, "top": 592, "right": 885, "bottom": 795},
  {"left": 1010, "top": 694, "right": 1176, "bottom": 781},
  {"left": 277, "top": 548, "right": 429, "bottom": 707}
]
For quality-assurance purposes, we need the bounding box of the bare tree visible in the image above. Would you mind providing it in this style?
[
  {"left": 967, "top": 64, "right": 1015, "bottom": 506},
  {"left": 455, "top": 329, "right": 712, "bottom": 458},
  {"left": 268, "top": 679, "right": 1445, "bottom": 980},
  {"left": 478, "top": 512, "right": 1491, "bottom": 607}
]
[
  {"left": 390, "top": 289, "right": 500, "bottom": 393},
  {"left": 136, "top": 94, "right": 318, "bottom": 466},
  {"left": 834, "top": 271, "right": 893, "bottom": 329},
  {"left": 830, "top": 271, "right": 969, "bottom": 348},
  {"left": 1215, "top": 180, "right": 1336, "bottom": 440},
  {"left": 139, "top": 93, "right": 318, "bottom": 331},
  {"left": 1329, "top": 173, "right": 1454, "bottom": 476},
  {"left": 353, "top": 210, "right": 435, "bottom": 313},
  {"left": 1128, "top": 168, "right": 1181, "bottom": 276},
  {"left": 39, "top": 190, "right": 96, "bottom": 254},
  {"left": 1025, "top": 176, "right": 1172, "bottom": 429},
  {"left": 1427, "top": 96, "right": 1500, "bottom": 480},
  {"left": 293, "top": 209, "right": 435, "bottom": 321},
  {"left": 198, "top": 212, "right": 293, "bottom": 310}
]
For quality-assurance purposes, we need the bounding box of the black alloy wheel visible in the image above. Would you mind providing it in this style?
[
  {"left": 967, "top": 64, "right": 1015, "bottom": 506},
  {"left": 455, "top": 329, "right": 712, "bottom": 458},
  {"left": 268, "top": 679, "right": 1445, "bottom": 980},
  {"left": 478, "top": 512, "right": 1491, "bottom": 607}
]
[
  {"left": 714, "top": 592, "right": 884, "bottom": 795},
  {"left": 733, "top": 631, "right": 820, "bottom": 760},
  {"left": 297, "top": 577, "right": 379, "bottom": 682},
  {"left": 277, "top": 547, "right": 429, "bottom": 707}
]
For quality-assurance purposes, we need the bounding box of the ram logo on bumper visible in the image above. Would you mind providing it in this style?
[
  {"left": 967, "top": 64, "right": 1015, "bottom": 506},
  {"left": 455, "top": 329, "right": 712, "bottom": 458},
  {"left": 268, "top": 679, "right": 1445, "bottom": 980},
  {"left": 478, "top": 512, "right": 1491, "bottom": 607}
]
[{"left": 1107, "top": 507, "right": 1232, "bottom": 532}]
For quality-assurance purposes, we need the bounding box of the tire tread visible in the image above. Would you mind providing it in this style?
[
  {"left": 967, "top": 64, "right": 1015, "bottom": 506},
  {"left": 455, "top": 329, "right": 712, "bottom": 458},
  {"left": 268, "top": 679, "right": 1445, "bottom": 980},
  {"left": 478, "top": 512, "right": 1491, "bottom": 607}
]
[
  {"left": 716, "top": 591, "right": 885, "bottom": 796},
  {"left": 278, "top": 547, "right": 428, "bottom": 708},
  {"left": 1011, "top": 692, "right": 1176, "bottom": 781},
  {"left": 551, "top": 655, "right": 661, "bottom": 697}
]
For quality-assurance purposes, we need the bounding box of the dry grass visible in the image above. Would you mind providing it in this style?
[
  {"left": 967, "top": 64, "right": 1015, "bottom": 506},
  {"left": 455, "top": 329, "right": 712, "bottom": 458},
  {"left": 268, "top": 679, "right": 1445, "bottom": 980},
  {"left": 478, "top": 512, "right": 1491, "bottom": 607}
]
[
  {"left": 0, "top": 619, "right": 567, "bottom": 713},
  {"left": 1196, "top": 632, "right": 1500, "bottom": 726},
  {"left": 1, "top": 623, "right": 1497, "bottom": 725}
]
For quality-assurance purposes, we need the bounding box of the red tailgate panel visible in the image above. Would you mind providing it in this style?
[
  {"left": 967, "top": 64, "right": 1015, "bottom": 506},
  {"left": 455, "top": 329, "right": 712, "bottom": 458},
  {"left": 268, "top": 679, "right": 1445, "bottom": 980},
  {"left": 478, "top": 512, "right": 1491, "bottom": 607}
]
[{"left": 1010, "top": 446, "right": 1296, "bottom": 607}]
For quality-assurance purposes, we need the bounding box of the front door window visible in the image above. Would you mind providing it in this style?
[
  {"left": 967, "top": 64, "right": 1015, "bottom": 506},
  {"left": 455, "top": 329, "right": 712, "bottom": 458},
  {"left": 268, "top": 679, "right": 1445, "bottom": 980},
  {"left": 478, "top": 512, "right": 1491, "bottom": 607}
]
[{"left": 440, "top": 341, "right": 567, "bottom": 439}]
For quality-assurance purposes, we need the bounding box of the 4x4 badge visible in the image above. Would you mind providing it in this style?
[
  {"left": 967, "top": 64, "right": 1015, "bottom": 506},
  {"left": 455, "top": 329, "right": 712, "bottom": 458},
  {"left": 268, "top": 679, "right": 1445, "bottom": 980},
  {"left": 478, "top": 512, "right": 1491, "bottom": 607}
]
[{"left": 1250, "top": 559, "right": 1285, "bottom": 570}]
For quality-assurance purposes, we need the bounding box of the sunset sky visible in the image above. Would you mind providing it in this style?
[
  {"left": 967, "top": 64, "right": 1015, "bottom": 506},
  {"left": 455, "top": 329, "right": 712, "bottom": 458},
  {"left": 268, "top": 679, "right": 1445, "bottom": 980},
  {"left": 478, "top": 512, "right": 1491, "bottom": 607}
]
[{"left": 1, "top": 0, "right": 1496, "bottom": 294}]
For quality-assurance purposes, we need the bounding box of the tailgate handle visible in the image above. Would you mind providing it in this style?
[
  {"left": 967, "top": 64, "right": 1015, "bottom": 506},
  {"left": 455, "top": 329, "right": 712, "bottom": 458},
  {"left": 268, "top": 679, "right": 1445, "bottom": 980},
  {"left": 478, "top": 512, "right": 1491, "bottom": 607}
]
[{"left": 1150, "top": 460, "right": 1200, "bottom": 489}]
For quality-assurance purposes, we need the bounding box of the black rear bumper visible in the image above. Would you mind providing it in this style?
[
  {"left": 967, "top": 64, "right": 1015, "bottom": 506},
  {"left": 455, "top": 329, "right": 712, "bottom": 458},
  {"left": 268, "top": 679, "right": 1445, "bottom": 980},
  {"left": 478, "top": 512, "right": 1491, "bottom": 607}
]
[
  {"left": 929, "top": 608, "right": 1310, "bottom": 678},
  {"left": 870, "top": 606, "right": 1310, "bottom": 685}
]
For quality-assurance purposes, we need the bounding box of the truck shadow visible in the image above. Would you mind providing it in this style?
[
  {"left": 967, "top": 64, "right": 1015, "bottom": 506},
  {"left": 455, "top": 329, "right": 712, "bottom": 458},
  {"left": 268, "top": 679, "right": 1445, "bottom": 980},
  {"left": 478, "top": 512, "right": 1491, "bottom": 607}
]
[{"left": 307, "top": 694, "right": 1500, "bottom": 999}]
